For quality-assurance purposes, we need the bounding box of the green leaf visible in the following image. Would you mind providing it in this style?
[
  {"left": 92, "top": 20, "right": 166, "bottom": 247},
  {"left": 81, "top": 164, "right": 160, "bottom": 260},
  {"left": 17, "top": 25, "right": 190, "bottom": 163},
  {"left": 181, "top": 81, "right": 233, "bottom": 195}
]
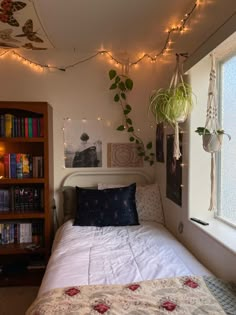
[
  {"left": 150, "top": 161, "right": 154, "bottom": 166},
  {"left": 125, "top": 78, "right": 133, "bottom": 90},
  {"left": 126, "top": 118, "right": 132, "bottom": 125},
  {"left": 136, "top": 140, "right": 140, "bottom": 144},
  {"left": 119, "top": 81, "right": 126, "bottom": 91},
  {"left": 109, "top": 83, "right": 117, "bottom": 90},
  {"left": 121, "top": 92, "right": 126, "bottom": 100},
  {"left": 109, "top": 69, "right": 116, "bottom": 80},
  {"left": 144, "top": 156, "right": 149, "bottom": 161},
  {"left": 114, "top": 94, "right": 120, "bottom": 102},
  {"left": 150, "top": 153, "right": 155, "bottom": 156},
  {"left": 115, "top": 76, "right": 121, "bottom": 83},
  {"left": 129, "top": 137, "right": 135, "bottom": 142},
  {"left": 126, "top": 104, "right": 132, "bottom": 111},
  {"left": 124, "top": 109, "right": 131, "bottom": 115},
  {"left": 117, "top": 125, "right": 125, "bottom": 131},
  {"left": 127, "top": 127, "right": 134, "bottom": 132},
  {"left": 146, "top": 142, "right": 152, "bottom": 149}
]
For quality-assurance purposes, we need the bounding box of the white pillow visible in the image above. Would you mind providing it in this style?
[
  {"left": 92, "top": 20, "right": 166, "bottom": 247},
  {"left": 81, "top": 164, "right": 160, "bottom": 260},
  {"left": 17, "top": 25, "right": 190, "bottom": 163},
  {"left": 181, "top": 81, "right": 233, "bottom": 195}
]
[{"left": 98, "top": 183, "right": 164, "bottom": 224}]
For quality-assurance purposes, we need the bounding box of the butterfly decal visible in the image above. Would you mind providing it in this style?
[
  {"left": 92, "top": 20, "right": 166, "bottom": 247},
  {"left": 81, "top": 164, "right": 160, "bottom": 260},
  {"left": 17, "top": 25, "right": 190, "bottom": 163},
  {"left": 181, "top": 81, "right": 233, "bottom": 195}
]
[
  {"left": 16, "top": 19, "right": 44, "bottom": 43},
  {"left": 0, "top": 0, "right": 26, "bottom": 27},
  {"left": 0, "top": 40, "right": 18, "bottom": 48},
  {"left": 0, "top": 28, "right": 19, "bottom": 42},
  {"left": 22, "top": 42, "right": 47, "bottom": 50}
]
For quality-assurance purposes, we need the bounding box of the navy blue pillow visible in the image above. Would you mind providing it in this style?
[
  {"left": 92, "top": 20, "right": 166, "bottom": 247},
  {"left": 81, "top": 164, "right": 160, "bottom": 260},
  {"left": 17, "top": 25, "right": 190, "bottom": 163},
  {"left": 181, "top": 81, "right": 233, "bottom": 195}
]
[{"left": 74, "top": 183, "right": 139, "bottom": 226}]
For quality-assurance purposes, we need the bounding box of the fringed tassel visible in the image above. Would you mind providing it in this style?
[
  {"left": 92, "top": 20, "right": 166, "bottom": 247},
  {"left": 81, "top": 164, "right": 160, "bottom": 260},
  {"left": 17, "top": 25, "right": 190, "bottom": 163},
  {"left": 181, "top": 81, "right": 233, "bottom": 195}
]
[
  {"left": 173, "top": 122, "right": 181, "bottom": 160},
  {"left": 209, "top": 152, "right": 216, "bottom": 211}
]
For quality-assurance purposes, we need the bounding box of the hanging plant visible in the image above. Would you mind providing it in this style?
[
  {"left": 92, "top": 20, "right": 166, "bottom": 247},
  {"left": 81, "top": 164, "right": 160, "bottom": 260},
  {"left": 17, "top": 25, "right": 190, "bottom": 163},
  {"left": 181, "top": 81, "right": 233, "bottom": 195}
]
[
  {"left": 195, "top": 127, "right": 230, "bottom": 153},
  {"left": 148, "top": 54, "right": 194, "bottom": 160},
  {"left": 108, "top": 69, "right": 155, "bottom": 166}
]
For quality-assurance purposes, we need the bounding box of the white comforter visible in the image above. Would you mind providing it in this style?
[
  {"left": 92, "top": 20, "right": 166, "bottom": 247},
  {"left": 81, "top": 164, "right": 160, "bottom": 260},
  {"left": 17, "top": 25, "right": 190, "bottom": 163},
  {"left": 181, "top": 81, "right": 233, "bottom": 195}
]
[{"left": 38, "top": 220, "right": 210, "bottom": 296}]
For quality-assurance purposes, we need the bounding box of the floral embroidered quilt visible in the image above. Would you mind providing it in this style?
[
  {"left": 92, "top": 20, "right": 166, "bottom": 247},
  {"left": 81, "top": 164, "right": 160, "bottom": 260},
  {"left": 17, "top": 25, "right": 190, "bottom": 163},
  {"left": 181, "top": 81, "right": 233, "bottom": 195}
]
[{"left": 26, "top": 275, "right": 236, "bottom": 315}]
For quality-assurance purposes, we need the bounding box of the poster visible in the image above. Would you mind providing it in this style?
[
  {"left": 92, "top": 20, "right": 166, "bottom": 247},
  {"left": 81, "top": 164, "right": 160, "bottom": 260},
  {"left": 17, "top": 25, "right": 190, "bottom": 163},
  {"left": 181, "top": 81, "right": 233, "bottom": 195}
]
[
  {"left": 64, "top": 119, "right": 103, "bottom": 168},
  {"left": 166, "top": 133, "right": 182, "bottom": 206}
]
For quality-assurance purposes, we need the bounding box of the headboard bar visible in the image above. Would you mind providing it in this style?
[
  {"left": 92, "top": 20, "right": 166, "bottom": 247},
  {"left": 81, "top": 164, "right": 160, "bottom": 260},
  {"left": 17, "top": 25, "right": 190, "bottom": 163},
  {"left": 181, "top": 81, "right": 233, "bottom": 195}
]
[{"left": 61, "top": 169, "right": 152, "bottom": 190}]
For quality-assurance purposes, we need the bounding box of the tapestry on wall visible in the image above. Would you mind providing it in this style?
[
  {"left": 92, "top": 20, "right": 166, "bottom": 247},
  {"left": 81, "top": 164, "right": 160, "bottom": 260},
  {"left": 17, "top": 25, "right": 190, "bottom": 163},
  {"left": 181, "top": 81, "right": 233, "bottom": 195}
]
[
  {"left": 0, "top": 0, "right": 53, "bottom": 49},
  {"left": 156, "top": 123, "right": 164, "bottom": 162},
  {"left": 64, "top": 120, "right": 103, "bottom": 168},
  {"left": 166, "top": 133, "right": 182, "bottom": 206},
  {"left": 107, "top": 143, "right": 143, "bottom": 168}
]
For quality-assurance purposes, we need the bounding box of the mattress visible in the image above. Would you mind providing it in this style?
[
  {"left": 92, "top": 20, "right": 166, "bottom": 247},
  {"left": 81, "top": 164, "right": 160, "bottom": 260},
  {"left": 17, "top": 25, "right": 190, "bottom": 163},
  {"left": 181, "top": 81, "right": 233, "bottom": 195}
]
[{"left": 38, "top": 220, "right": 211, "bottom": 296}]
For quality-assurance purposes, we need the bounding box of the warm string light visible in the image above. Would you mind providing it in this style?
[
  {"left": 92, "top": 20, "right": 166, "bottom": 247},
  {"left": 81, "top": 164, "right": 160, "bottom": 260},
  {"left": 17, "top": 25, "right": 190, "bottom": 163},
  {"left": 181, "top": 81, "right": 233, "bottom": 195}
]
[{"left": 0, "top": 0, "right": 202, "bottom": 72}]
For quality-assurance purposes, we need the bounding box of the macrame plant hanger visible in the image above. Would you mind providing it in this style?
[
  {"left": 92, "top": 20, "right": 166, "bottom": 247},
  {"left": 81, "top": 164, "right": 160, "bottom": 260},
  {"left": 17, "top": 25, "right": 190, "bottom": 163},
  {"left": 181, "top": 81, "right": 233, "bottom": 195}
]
[
  {"left": 170, "top": 54, "right": 187, "bottom": 160},
  {"left": 204, "top": 53, "right": 222, "bottom": 211}
]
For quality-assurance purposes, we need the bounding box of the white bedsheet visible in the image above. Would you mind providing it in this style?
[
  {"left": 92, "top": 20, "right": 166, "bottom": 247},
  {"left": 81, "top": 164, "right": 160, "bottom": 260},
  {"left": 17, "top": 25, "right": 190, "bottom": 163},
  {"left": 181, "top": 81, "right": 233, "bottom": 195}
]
[{"left": 38, "top": 220, "right": 211, "bottom": 296}]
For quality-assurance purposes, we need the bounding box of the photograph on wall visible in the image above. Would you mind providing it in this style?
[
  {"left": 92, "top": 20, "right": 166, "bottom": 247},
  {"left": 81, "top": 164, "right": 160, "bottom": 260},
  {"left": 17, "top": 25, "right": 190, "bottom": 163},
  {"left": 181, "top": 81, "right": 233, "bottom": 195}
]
[
  {"left": 107, "top": 143, "right": 143, "bottom": 168},
  {"left": 156, "top": 123, "right": 164, "bottom": 162},
  {"left": 64, "top": 119, "right": 103, "bottom": 168},
  {"left": 166, "top": 133, "right": 182, "bottom": 206}
]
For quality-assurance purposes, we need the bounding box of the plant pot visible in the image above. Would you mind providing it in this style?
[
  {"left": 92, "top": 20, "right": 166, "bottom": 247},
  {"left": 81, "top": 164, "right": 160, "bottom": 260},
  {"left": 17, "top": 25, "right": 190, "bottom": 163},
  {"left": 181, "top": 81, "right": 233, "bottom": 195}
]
[{"left": 202, "top": 134, "right": 223, "bottom": 153}]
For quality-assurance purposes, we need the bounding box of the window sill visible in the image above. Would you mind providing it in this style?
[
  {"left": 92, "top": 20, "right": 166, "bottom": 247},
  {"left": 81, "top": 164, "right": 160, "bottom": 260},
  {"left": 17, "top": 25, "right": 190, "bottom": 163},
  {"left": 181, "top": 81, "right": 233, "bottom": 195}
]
[{"left": 189, "top": 217, "right": 236, "bottom": 254}]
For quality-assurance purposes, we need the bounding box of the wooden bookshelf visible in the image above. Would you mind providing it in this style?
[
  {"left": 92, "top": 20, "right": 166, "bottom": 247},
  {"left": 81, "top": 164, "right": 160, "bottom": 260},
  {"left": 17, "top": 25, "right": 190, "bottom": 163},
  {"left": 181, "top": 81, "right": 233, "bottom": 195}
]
[{"left": 0, "top": 102, "right": 53, "bottom": 286}]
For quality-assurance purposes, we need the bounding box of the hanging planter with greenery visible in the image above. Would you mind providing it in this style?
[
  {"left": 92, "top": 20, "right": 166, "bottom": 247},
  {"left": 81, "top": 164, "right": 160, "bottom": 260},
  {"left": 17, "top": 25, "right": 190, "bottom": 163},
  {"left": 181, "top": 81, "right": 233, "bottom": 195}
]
[
  {"left": 108, "top": 69, "right": 155, "bottom": 166},
  {"left": 149, "top": 53, "right": 194, "bottom": 160}
]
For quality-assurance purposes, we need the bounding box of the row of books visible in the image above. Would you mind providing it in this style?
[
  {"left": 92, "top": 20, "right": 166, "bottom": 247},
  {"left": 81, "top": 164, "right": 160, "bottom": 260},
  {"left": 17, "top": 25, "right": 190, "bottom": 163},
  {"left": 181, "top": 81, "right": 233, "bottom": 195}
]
[
  {"left": 0, "top": 186, "right": 44, "bottom": 212},
  {"left": 0, "top": 113, "right": 44, "bottom": 138},
  {"left": 1, "top": 153, "right": 43, "bottom": 179},
  {"left": 0, "top": 222, "right": 43, "bottom": 245}
]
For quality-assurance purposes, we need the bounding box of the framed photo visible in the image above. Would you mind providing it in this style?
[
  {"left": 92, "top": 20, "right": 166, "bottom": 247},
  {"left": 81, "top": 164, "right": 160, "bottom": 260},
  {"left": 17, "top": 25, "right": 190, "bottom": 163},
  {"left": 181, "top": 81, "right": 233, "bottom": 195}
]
[
  {"left": 64, "top": 119, "right": 103, "bottom": 168},
  {"left": 166, "top": 133, "right": 182, "bottom": 206},
  {"left": 156, "top": 123, "right": 164, "bottom": 162}
]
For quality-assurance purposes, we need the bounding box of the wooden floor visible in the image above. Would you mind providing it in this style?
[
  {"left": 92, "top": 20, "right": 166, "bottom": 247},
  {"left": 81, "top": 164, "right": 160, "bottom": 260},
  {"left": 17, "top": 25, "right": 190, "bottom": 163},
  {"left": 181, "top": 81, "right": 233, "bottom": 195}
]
[{"left": 0, "top": 286, "right": 38, "bottom": 315}]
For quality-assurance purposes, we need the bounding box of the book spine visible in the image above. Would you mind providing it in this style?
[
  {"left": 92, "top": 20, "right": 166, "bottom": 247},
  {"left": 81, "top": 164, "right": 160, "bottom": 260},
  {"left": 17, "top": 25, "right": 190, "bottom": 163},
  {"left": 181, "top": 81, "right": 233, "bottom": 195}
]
[
  {"left": 3, "top": 153, "right": 10, "bottom": 178},
  {"left": 24, "top": 117, "right": 29, "bottom": 137},
  {"left": 10, "top": 153, "right": 17, "bottom": 178},
  {"left": 16, "top": 153, "right": 23, "bottom": 179},
  {"left": 22, "top": 154, "right": 30, "bottom": 178},
  {"left": 28, "top": 117, "right": 33, "bottom": 138},
  {"left": 4, "top": 114, "right": 13, "bottom": 138},
  {"left": 32, "top": 118, "right": 38, "bottom": 137}
]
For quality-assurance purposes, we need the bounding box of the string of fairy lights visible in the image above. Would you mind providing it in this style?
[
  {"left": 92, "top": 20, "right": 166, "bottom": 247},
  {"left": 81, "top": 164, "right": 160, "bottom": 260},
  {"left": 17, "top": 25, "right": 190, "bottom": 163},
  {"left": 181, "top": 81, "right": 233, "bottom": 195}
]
[{"left": 0, "top": 0, "right": 205, "bottom": 72}]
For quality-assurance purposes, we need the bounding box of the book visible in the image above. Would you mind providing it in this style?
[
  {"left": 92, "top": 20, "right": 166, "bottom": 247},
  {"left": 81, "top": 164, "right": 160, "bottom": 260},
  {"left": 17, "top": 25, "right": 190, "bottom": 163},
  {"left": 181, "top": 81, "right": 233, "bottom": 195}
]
[
  {"left": 0, "top": 114, "right": 4, "bottom": 137},
  {"left": 24, "top": 117, "right": 29, "bottom": 137},
  {"left": 10, "top": 153, "right": 17, "bottom": 178},
  {"left": 3, "top": 153, "right": 10, "bottom": 178},
  {"left": 32, "top": 118, "right": 38, "bottom": 137},
  {"left": 28, "top": 117, "right": 33, "bottom": 137},
  {"left": 16, "top": 153, "right": 23, "bottom": 179},
  {"left": 22, "top": 154, "right": 31, "bottom": 178},
  {"left": 4, "top": 113, "right": 13, "bottom": 137}
]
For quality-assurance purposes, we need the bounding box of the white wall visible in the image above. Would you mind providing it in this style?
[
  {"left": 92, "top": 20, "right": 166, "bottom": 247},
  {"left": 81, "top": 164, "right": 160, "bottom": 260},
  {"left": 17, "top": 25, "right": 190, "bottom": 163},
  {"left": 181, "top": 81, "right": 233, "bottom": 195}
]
[{"left": 0, "top": 50, "right": 173, "bottom": 222}]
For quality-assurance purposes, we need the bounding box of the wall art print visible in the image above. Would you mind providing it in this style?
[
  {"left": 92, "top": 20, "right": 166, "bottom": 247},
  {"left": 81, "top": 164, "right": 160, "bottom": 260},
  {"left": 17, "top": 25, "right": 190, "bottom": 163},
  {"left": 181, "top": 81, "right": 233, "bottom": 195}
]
[
  {"left": 156, "top": 122, "right": 164, "bottom": 162},
  {"left": 166, "top": 133, "right": 182, "bottom": 206},
  {"left": 64, "top": 119, "right": 103, "bottom": 168},
  {"left": 107, "top": 143, "right": 143, "bottom": 168},
  {"left": 0, "top": 0, "right": 53, "bottom": 49}
]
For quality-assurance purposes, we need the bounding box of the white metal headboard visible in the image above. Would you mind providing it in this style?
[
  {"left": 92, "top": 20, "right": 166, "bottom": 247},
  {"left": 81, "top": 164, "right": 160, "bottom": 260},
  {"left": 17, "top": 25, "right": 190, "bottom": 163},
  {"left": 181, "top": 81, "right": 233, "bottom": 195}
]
[{"left": 61, "top": 169, "right": 152, "bottom": 189}]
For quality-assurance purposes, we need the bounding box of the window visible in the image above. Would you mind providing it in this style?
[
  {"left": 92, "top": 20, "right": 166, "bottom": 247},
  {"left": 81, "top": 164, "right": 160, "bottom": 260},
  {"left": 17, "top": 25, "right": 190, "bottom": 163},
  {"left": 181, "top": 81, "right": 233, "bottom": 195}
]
[{"left": 217, "top": 54, "right": 236, "bottom": 226}]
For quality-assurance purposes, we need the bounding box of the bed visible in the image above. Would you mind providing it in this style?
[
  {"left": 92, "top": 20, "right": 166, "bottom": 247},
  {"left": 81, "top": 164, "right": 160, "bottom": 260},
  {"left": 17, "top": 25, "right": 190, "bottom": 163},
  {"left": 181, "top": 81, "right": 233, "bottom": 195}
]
[{"left": 26, "top": 170, "right": 236, "bottom": 315}]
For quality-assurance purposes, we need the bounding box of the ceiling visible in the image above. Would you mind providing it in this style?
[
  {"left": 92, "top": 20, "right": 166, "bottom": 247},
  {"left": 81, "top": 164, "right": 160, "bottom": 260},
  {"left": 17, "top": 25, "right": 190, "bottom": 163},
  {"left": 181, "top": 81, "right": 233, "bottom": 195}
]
[
  {"left": 0, "top": 0, "right": 235, "bottom": 62},
  {"left": 34, "top": 0, "right": 236, "bottom": 57}
]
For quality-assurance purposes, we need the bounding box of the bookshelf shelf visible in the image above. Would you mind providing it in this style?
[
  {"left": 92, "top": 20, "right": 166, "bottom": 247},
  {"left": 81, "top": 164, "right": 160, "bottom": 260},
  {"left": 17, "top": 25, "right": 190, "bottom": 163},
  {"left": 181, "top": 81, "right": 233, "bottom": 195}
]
[
  {"left": 0, "top": 213, "right": 45, "bottom": 220},
  {"left": 0, "top": 101, "right": 53, "bottom": 286}
]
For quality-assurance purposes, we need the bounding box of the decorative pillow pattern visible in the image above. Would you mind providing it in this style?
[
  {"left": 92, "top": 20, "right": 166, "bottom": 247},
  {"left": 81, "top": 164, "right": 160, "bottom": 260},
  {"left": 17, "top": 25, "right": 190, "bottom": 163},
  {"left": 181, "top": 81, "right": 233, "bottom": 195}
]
[
  {"left": 74, "top": 183, "right": 139, "bottom": 227},
  {"left": 98, "top": 183, "right": 164, "bottom": 224},
  {"left": 136, "top": 184, "right": 164, "bottom": 224}
]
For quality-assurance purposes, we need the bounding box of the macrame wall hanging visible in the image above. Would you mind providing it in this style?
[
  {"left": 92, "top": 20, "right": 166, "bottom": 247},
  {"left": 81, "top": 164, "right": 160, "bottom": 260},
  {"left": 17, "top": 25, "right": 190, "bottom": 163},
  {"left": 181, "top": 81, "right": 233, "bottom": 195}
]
[
  {"left": 201, "top": 53, "right": 230, "bottom": 211},
  {"left": 149, "top": 53, "right": 193, "bottom": 160}
]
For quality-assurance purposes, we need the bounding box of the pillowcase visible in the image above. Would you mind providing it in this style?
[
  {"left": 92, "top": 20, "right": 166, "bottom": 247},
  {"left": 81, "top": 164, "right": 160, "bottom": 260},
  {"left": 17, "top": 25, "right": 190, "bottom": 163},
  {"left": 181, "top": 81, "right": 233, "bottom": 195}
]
[
  {"left": 74, "top": 183, "right": 139, "bottom": 227},
  {"left": 98, "top": 183, "right": 164, "bottom": 224},
  {"left": 62, "top": 186, "right": 97, "bottom": 222}
]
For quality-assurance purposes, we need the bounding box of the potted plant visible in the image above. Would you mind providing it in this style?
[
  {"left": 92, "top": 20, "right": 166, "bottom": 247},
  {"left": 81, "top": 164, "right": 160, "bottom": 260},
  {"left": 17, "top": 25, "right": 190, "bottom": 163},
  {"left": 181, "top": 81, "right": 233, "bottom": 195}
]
[
  {"left": 195, "top": 127, "right": 231, "bottom": 153},
  {"left": 149, "top": 82, "right": 193, "bottom": 126}
]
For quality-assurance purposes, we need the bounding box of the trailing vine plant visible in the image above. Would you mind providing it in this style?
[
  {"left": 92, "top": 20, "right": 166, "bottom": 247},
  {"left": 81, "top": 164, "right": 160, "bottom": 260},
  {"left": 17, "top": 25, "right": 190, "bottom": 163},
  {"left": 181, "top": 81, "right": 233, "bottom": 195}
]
[{"left": 108, "top": 69, "right": 155, "bottom": 166}]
